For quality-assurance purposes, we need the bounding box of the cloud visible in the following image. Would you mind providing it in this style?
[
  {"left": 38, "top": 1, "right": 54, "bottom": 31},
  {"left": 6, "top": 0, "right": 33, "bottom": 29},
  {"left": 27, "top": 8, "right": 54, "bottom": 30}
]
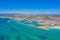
[{"left": 0, "top": 10, "right": 60, "bottom": 14}]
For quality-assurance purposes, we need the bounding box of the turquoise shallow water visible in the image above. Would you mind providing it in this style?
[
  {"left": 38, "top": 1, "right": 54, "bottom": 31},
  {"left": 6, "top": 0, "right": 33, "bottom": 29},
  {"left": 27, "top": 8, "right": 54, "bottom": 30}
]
[{"left": 0, "top": 18, "right": 60, "bottom": 40}]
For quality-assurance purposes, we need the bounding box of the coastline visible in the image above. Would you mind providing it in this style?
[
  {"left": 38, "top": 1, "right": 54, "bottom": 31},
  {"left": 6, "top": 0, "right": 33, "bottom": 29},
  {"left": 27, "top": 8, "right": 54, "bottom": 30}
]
[{"left": 48, "top": 26, "right": 60, "bottom": 29}]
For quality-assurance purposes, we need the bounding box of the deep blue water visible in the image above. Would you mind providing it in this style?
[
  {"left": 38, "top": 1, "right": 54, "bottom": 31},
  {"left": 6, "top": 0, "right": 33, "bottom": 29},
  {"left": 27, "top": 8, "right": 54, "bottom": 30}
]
[
  {"left": 20, "top": 19, "right": 43, "bottom": 27},
  {"left": 0, "top": 18, "right": 60, "bottom": 40}
]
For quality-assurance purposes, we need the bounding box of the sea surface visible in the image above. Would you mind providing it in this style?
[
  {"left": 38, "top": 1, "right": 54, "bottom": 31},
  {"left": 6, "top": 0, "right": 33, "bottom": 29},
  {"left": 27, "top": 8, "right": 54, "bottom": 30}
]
[{"left": 0, "top": 18, "right": 60, "bottom": 40}]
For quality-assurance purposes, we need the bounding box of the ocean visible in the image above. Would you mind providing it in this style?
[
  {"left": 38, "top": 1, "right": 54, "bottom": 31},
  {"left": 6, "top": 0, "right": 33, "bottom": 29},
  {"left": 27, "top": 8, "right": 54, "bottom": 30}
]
[{"left": 0, "top": 18, "right": 60, "bottom": 40}]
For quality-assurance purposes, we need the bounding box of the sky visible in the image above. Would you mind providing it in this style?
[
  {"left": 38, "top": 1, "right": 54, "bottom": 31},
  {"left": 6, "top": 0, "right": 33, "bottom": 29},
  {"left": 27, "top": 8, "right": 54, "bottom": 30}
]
[{"left": 0, "top": 0, "right": 60, "bottom": 14}]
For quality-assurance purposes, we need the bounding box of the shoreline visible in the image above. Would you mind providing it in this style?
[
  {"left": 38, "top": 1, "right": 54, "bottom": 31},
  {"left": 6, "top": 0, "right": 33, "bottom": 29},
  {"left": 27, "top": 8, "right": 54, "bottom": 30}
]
[
  {"left": 0, "top": 17, "right": 60, "bottom": 30},
  {"left": 48, "top": 26, "right": 60, "bottom": 29}
]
